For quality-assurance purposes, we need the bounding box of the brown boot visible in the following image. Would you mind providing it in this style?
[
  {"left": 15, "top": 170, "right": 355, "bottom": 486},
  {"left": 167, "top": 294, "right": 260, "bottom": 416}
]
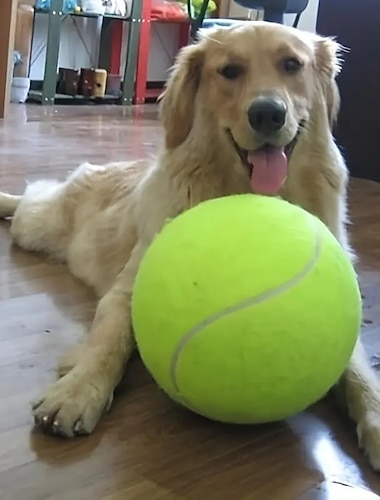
[
  {"left": 93, "top": 69, "right": 108, "bottom": 98},
  {"left": 57, "top": 68, "right": 79, "bottom": 96},
  {"left": 78, "top": 68, "right": 96, "bottom": 97}
]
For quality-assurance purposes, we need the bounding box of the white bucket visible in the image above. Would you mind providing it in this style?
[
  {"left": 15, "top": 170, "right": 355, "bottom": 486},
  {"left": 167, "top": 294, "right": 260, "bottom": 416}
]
[
  {"left": 10, "top": 77, "right": 30, "bottom": 104},
  {"left": 81, "top": 0, "right": 106, "bottom": 14}
]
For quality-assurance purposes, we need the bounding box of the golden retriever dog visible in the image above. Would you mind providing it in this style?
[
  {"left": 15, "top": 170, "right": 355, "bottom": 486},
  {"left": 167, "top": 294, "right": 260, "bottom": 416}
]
[{"left": 1, "top": 22, "right": 380, "bottom": 469}]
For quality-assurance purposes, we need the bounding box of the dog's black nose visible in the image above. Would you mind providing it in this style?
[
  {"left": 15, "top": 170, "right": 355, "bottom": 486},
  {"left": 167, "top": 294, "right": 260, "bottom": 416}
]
[{"left": 247, "top": 96, "right": 287, "bottom": 134}]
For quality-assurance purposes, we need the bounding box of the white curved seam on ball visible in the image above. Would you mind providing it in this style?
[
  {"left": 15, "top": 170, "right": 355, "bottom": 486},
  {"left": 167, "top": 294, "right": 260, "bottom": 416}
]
[{"left": 169, "top": 222, "right": 323, "bottom": 397}]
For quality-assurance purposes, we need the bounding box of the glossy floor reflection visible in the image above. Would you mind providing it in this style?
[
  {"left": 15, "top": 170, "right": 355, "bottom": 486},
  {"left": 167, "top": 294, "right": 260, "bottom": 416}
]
[{"left": 0, "top": 104, "right": 380, "bottom": 499}]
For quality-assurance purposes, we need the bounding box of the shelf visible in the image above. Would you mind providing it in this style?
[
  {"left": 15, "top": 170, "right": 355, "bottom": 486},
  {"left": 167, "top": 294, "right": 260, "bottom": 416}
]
[
  {"left": 150, "top": 17, "right": 189, "bottom": 23},
  {"left": 144, "top": 87, "right": 162, "bottom": 99},
  {"left": 31, "top": 0, "right": 187, "bottom": 105},
  {"left": 35, "top": 7, "right": 191, "bottom": 23},
  {"left": 31, "top": 0, "right": 143, "bottom": 105},
  {"left": 28, "top": 87, "right": 165, "bottom": 105},
  {"left": 34, "top": 8, "right": 130, "bottom": 21},
  {"left": 28, "top": 89, "right": 122, "bottom": 105}
]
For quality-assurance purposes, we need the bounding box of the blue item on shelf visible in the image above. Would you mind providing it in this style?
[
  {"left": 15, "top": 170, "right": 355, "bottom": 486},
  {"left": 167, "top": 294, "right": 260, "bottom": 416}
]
[
  {"left": 64, "top": 0, "right": 78, "bottom": 10},
  {"left": 35, "top": 0, "right": 50, "bottom": 9},
  {"left": 35, "top": 0, "right": 78, "bottom": 11}
]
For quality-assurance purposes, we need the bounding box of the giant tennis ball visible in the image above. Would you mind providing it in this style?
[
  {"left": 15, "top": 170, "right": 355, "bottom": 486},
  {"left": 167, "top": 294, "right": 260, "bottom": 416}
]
[{"left": 132, "top": 195, "right": 361, "bottom": 424}]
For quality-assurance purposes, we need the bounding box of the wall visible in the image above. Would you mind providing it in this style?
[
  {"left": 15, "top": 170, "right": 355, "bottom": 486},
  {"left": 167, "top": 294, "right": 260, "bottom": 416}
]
[
  {"left": 286, "top": 0, "right": 319, "bottom": 32},
  {"left": 29, "top": 0, "right": 319, "bottom": 82}
]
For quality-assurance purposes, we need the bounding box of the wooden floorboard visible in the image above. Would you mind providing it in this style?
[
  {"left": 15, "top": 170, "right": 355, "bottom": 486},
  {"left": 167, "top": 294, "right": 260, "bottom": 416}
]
[{"left": 0, "top": 104, "right": 380, "bottom": 499}]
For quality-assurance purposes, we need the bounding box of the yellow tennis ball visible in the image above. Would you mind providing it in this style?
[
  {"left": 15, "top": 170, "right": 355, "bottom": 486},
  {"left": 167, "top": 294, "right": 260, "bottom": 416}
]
[{"left": 132, "top": 195, "right": 361, "bottom": 424}]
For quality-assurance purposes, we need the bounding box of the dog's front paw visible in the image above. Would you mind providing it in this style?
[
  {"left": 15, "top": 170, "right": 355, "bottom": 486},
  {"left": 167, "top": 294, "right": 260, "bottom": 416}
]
[
  {"left": 32, "top": 370, "right": 113, "bottom": 437},
  {"left": 357, "top": 411, "right": 380, "bottom": 471}
]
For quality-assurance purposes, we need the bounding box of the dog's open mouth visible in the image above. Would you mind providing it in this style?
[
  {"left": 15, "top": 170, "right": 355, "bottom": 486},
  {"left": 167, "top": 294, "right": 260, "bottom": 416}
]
[{"left": 227, "top": 124, "right": 304, "bottom": 196}]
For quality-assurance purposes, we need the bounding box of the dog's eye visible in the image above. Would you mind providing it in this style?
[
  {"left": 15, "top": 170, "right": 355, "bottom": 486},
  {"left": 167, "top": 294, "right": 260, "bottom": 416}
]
[
  {"left": 282, "top": 57, "right": 303, "bottom": 74},
  {"left": 218, "top": 64, "right": 244, "bottom": 80}
]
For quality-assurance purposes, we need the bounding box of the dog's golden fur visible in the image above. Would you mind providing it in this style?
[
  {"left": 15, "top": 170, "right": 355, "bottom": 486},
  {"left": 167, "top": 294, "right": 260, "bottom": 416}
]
[{"left": 1, "top": 22, "right": 380, "bottom": 469}]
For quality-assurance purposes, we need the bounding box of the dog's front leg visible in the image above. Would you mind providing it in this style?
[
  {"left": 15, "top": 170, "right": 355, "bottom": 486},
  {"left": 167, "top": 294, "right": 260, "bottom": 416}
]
[
  {"left": 301, "top": 185, "right": 380, "bottom": 470},
  {"left": 32, "top": 243, "right": 146, "bottom": 437},
  {"left": 340, "top": 341, "right": 380, "bottom": 470}
]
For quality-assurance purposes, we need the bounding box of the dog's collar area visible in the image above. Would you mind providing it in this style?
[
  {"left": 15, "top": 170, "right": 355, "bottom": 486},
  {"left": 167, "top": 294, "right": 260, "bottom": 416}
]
[{"left": 226, "top": 122, "right": 305, "bottom": 175}]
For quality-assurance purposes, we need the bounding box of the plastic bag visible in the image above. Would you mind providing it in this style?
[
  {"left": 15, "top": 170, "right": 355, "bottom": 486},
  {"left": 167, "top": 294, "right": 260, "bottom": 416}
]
[{"left": 150, "top": 0, "right": 187, "bottom": 21}]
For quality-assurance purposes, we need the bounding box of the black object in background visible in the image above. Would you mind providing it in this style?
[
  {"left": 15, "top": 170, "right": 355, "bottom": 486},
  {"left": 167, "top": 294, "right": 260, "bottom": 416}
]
[{"left": 317, "top": 0, "right": 380, "bottom": 182}]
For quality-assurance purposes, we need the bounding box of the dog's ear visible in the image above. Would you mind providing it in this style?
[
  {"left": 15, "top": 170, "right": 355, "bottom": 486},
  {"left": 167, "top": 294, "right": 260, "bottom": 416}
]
[
  {"left": 313, "top": 36, "right": 345, "bottom": 129},
  {"left": 159, "top": 43, "right": 204, "bottom": 149}
]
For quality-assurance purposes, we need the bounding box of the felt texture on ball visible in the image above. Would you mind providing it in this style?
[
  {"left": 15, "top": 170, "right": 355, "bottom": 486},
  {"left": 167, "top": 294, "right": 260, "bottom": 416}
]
[{"left": 132, "top": 195, "right": 362, "bottom": 424}]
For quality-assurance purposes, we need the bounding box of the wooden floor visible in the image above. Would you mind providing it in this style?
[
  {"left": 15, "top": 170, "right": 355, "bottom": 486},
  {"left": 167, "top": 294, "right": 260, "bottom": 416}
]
[{"left": 1, "top": 104, "right": 380, "bottom": 500}]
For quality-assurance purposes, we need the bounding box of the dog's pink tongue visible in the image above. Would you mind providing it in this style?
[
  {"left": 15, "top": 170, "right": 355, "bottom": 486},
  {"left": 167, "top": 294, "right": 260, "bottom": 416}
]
[{"left": 248, "top": 147, "right": 288, "bottom": 195}]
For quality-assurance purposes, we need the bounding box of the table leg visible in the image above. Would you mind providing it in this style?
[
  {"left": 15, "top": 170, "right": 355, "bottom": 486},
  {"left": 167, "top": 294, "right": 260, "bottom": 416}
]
[{"left": 0, "top": 0, "right": 18, "bottom": 118}]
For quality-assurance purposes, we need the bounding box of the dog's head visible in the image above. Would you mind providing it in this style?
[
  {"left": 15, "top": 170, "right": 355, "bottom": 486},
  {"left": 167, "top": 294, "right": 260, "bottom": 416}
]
[{"left": 159, "top": 22, "right": 343, "bottom": 195}]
